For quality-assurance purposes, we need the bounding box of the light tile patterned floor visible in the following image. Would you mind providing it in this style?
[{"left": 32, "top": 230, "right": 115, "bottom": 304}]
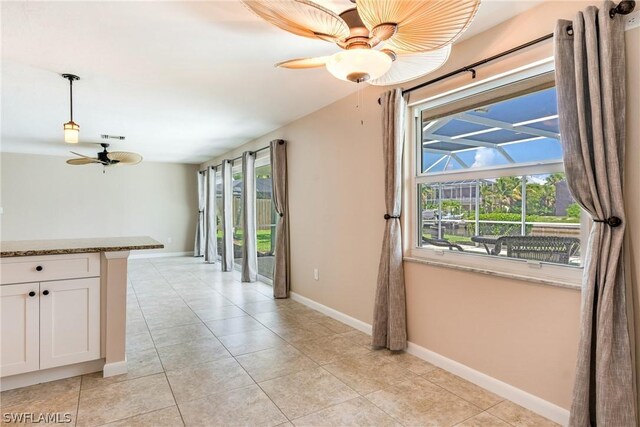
[{"left": 0, "top": 257, "right": 560, "bottom": 426}]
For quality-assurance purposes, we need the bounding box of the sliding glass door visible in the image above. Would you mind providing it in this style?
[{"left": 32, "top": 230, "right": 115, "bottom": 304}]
[
  {"left": 215, "top": 168, "right": 223, "bottom": 260},
  {"left": 232, "top": 160, "right": 243, "bottom": 271},
  {"left": 214, "top": 151, "right": 275, "bottom": 281},
  {"left": 255, "top": 156, "right": 276, "bottom": 280}
]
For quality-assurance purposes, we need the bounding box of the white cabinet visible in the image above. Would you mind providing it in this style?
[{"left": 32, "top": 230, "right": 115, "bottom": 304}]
[
  {"left": 0, "top": 255, "right": 101, "bottom": 379},
  {"left": 40, "top": 278, "right": 101, "bottom": 370},
  {"left": 0, "top": 283, "right": 40, "bottom": 377}
]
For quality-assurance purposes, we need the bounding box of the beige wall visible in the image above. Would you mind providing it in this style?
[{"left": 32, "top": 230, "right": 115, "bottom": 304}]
[
  {"left": 202, "top": 1, "right": 639, "bottom": 411},
  {"left": 1, "top": 153, "right": 198, "bottom": 254}
]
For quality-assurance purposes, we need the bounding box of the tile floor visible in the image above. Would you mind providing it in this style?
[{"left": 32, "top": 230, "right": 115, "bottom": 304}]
[{"left": 1, "top": 257, "right": 559, "bottom": 426}]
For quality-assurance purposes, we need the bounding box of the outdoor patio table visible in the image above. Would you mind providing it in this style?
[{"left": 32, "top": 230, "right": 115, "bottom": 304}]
[{"left": 471, "top": 235, "right": 502, "bottom": 255}]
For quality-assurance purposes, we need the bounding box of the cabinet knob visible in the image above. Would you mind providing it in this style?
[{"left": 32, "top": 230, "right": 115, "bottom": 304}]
[
  {"left": 36, "top": 265, "right": 43, "bottom": 272},
  {"left": 42, "top": 290, "right": 50, "bottom": 296},
  {"left": 28, "top": 291, "right": 36, "bottom": 297}
]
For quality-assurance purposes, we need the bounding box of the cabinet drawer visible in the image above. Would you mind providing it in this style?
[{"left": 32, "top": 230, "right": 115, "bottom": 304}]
[{"left": 0, "top": 253, "right": 100, "bottom": 285}]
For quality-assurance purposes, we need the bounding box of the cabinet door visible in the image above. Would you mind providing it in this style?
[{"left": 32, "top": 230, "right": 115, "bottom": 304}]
[
  {"left": 1, "top": 283, "right": 40, "bottom": 377},
  {"left": 40, "top": 278, "right": 100, "bottom": 369}
]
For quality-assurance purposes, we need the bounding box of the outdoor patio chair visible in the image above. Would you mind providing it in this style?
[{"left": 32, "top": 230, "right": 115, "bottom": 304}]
[
  {"left": 423, "top": 238, "right": 465, "bottom": 251},
  {"left": 492, "top": 236, "right": 580, "bottom": 264}
]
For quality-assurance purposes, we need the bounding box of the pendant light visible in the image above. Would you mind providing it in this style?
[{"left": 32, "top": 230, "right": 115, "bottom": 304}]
[{"left": 62, "top": 74, "right": 80, "bottom": 144}]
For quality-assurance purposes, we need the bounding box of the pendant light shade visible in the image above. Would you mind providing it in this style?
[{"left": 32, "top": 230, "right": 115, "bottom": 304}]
[
  {"left": 326, "top": 49, "right": 392, "bottom": 83},
  {"left": 64, "top": 121, "right": 80, "bottom": 144},
  {"left": 62, "top": 74, "right": 80, "bottom": 144}
]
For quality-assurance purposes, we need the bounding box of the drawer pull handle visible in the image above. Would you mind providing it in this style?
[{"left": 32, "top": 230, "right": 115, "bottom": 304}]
[
  {"left": 42, "top": 290, "right": 50, "bottom": 296},
  {"left": 28, "top": 291, "right": 36, "bottom": 297},
  {"left": 36, "top": 265, "right": 44, "bottom": 272}
]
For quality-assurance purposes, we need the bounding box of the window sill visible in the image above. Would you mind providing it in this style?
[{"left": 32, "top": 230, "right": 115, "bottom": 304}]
[{"left": 404, "top": 251, "right": 582, "bottom": 291}]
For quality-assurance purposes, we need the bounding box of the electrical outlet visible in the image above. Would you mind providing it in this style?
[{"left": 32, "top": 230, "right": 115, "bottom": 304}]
[
  {"left": 313, "top": 268, "right": 319, "bottom": 281},
  {"left": 626, "top": 10, "right": 640, "bottom": 30}
]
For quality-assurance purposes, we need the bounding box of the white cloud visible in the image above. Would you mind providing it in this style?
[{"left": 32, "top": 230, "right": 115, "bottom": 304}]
[{"left": 472, "top": 148, "right": 498, "bottom": 168}]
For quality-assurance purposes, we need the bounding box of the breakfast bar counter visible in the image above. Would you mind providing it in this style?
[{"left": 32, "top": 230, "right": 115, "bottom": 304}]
[
  {"left": 0, "top": 236, "right": 163, "bottom": 391},
  {"left": 0, "top": 236, "right": 163, "bottom": 257}
]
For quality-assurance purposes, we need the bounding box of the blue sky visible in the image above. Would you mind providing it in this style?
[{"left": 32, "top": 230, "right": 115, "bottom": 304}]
[{"left": 422, "top": 87, "right": 563, "bottom": 173}]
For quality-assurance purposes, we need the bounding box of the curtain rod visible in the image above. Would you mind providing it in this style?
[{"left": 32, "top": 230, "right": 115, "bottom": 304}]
[
  {"left": 378, "top": 0, "right": 635, "bottom": 103},
  {"left": 203, "top": 145, "right": 271, "bottom": 172}
]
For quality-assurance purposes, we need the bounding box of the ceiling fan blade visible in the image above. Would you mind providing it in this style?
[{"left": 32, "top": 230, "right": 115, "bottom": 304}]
[
  {"left": 368, "top": 45, "right": 451, "bottom": 87},
  {"left": 107, "top": 151, "right": 143, "bottom": 165},
  {"left": 70, "top": 151, "right": 97, "bottom": 159},
  {"left": 241, "top": 0, "right": 350, "bottom": 42},
  {"left": 356, "top": 0, "right": 480, "bottom": 53},
  {"left": 66, "top": 158, "right": 101, "bottom": 165},
  {"left": 276, "top": 56, "right": 329, "bottom": 69}
]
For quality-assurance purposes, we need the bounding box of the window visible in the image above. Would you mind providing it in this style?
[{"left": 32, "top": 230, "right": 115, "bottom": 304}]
[
  {"left": 232, "top": 160, "right": 243, "bottom": 271},
  {"left": 411, "top": 67, "right": 584, "bottom": 284},
  {"left": 255, "top": 155, "right": 277, "bottom": 280},
  {"left": 215, "top": 168, "right": 223, "bottom": 259}
]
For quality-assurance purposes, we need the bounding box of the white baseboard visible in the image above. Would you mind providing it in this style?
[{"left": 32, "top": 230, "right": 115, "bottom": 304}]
[
  {"left": 289, "top": 291, "right": 569, "bottom": 426},
  {"left": 290, "top": 292, "right": 372, "bottom": 335},
  {"left": 405, "top": 343, "right": 570, "bottom": 426},
  {"left": 103, "top": 359, "right": 128, "bottom": 377},
  {"left": 129, "top": 251, "right": 194, "bottom": 259},
  {"left": 0, "top": 359, "right": 104, "bottom": 392}
]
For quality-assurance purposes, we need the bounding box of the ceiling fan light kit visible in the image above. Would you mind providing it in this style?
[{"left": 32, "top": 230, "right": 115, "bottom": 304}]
[
  {"left": 242, "top": 0, "right": 480, "bottom": 86},
  {"left": 326, "top": 48, "right": 392, "bottom": 83},
  {"left": 62, "top": 74, "right": 80, "bottom": 144}
]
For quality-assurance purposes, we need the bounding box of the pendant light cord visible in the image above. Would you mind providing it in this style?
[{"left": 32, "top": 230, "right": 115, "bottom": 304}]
[
  {"left": 69, "top": 78, "right": 74, "bottom": 121},
  {"left": 62, "top": 74, "right": 80, "bottom": 122}
]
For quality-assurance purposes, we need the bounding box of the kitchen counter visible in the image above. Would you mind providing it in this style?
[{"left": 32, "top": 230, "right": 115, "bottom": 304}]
[
  {"left": 0, "top": 236, "right": 164, "bottom": 391},
  {"left": 0, "top": 236, "right": 164, "bottom": 257}
]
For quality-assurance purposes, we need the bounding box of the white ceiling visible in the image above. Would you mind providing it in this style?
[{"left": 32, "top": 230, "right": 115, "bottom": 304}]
[{"left": 1, "top": 0, "right": 544, "bottom": 164}]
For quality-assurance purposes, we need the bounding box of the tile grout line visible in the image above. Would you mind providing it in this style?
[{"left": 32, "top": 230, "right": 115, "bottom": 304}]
[
  {"left": 73, "top": 376, "right": 82, "bottom": 427},
  {"left": 481, "top": 400, "right": 519, "bottom": 427},
  {"left": 417, "top": 370, "right": 506, "bottom": 413}
]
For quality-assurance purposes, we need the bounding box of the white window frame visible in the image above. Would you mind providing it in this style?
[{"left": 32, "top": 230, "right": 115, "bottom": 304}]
[{"left": 406, "top": 59, "right": 584, "bottom": 288}]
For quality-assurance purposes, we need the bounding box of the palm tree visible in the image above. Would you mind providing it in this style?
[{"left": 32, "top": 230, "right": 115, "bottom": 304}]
[{"left": 493, "top": 176, "right": 522, "bottom": 212}]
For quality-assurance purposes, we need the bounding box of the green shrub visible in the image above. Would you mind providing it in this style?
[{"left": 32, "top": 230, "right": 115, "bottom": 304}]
[
  {"left": 476, "top": 212, "right": 580, "bottom": 224},
  {"left": 478, "top": 213, "right": 521, "bottom": 222},
  {"left": 566, "top": 203, "right": 582, "bottom": 219}
]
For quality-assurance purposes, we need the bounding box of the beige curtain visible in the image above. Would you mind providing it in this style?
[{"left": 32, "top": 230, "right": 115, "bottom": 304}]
[
  {"left": 372, "top": 88, "right": 407, "bottom": 351},
  {"left": 194, "top": 170, "right": 205, "bottom": 257},
  {"left": 555, "top": 3, "right": 637, "bottom": 425},
  {"left": 221, "top": 160, "right": 234, "bottom": 272},
  {"left": 270, "top": 140, "right": 290, "bottom": 298},
  {"left": 241, "top": 152, "right": 258, "bottom": 282},
  {"left": 205, "top": 166, "right": 218, "bottom": 263}
]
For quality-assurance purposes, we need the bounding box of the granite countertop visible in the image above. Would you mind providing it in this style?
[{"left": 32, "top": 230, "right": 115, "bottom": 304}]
[{"left": 0, "top": 236, "right": 164, "bottom": 257}]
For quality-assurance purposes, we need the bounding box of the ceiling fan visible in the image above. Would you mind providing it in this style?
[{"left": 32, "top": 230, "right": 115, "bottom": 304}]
[
  {"left": 241, "top": 0, "right": 480, "bottom": 85},
  {"left": 66, "top": 143, "right": 143, "bottom": 167}
]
